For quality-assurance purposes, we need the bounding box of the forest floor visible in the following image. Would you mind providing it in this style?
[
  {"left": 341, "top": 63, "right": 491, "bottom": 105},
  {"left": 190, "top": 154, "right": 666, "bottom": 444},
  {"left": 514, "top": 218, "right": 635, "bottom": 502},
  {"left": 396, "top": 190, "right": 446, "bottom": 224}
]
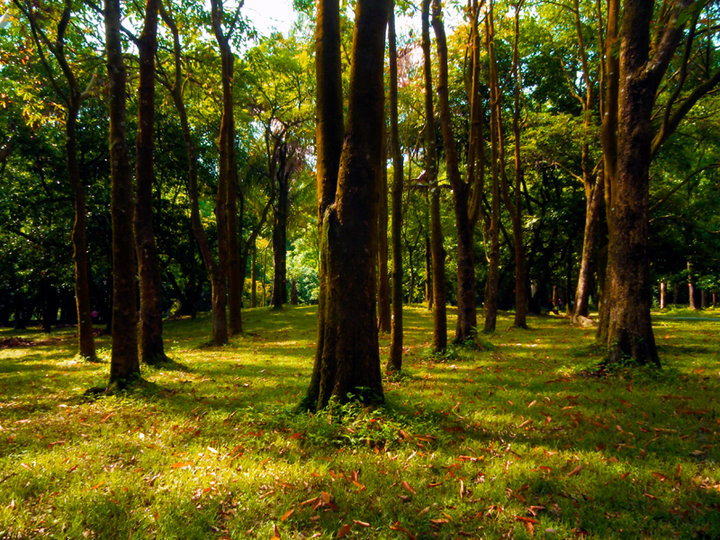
[{"left": 0, "top": 306, "right": 718, "bottom": 539}]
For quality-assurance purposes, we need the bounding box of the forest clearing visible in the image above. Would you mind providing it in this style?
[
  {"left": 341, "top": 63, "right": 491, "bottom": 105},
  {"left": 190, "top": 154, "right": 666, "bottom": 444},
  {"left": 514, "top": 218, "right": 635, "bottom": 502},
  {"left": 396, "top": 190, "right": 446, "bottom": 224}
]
[{"left": 1, "top": 306, "right": 718, "bottom": 539}]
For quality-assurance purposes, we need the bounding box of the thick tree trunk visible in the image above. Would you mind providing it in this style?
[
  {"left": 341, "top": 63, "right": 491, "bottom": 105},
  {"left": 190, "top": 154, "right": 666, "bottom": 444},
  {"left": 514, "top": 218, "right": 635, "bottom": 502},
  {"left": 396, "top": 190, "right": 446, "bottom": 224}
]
[
  {"left": 431, "top": 0, "right": 477, "bottom": 343},
  {"left": 377, "top": 131, "right": 391, "bottom": 332},
  {"left": 306, "top": 0, "right": 344, "bottom": 410},
  {"left": 306, "top": 0, "right": 389, "bottom": 410},
  {"left": 105, "top": 0, "right": 139, "bottom": 388},
  {"left": 422, "top": 0, "right": 446, "bottom": 352},
  {"left": 388, "top": 4, "right": 403, "bottom": 372},
  {"left": 135, "top": 0, "right": 166, "bottom": 365},
  {"left": 604, "top": 0, "right": 661, "bottom": 367}
]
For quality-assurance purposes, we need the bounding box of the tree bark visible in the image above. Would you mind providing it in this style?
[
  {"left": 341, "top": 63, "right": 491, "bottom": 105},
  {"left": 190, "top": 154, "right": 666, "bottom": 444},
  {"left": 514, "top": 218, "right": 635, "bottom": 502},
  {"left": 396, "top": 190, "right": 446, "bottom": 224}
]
[
  {"left": 687, "top": 261, "right": 697, "bottom": 310},
  {"left": 305, "top": 0, "right": 390, "bottom": 410},
  {"left": 388, "top": 3, "right": 403, "bottom": 372},
  {"left": 105, "top": 0, "right": 139, "bottom": 388},
  {"left": 431, "top": 0, "right": 477, "bottom": 343},
  {"left": 574, "top": 170, "right": 604, "bottom": 320},
  {"left": 659, "top": 280, "right": 666, "bottom": 309},
  {"left": 422, "top": 0, "right": 446, "bottom": 352},
  {"left": 135, "top": 0, "right": 166, "bottom": 365}
]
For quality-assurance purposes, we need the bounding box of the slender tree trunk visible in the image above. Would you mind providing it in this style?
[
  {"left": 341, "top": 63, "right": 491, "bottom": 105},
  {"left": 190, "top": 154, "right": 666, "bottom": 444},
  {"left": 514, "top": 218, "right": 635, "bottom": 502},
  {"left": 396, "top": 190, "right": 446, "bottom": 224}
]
[
  {"left": 211, "top": 0, "right": 242, "bottom": 336},
  {"left": 377, "top": 128, "right": 391, "bottom": 332},
  {"left": 250, "top": 243, "right": 257, "bottom": 308},
  {"left": 67, "top": 106, "right": 96, "bottom": 359},
  {"left": 509, "top": 2, "right": 528, "bottom": 328},
  {"left": 160, "top": 4, "right": 228, "bottom": 344},
  {"left": 484, "top": 0, "right": 501, "bottom": 333},
  {"left": 388, "top": 3, "right": 403, "bottom": 372},
  {"left": 424, "top": 234, "right": 432, "bottom": 309},
  {"left": 431, "top": 0, "right": 477, "bottom": 343},
  {"left": 687, "top": 261, "right": 697, "bottom": 310},
  {"left": 305, "top": 0, "right": 390, "bottom": 410},
  {"left": 422, "top": 0, "right": 446, "bottom": 352},
  {"left": 135, "top": 0, "right": 166, "bottom": 365},
  {"left": 659, "top": 280, "right": 666, "bottom": 309},
  {"left": 574, "top": 171, "right": 604, "bottom": 320},
  {"left": 105, "top": 0, "right": 139, "bottom": 388},
  {"left": 271, "top": 161, "right": 289, "bottom": 309}
]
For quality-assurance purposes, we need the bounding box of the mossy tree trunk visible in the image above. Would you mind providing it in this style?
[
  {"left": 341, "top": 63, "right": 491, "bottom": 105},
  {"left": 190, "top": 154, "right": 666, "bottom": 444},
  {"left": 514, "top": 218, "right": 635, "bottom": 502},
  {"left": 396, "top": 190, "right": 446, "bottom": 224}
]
[{"left": 305, "top": 0, "right": 390, "bottom": 410}]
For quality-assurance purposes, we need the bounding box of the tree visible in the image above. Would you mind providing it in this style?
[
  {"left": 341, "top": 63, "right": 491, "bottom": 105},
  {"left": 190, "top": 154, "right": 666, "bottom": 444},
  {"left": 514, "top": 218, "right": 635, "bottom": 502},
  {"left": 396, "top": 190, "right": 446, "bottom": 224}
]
[
  {"left": 602, "top": 0, "right": 720, "bottom": 367},
  {"left": 210, "top": 0, "right": 242, "bottom": 335},
  {"left": 304, "top": 0, "right": 390, "bottom": 410},
  {"left": 13, "top": 0, "right": 97, "bottom": 359},
  {"left": 431, "top": 0, "right": 478, "bottom": 342},
  {"left": 135, "top": 0, "right": 167, "bottom": 365},
  {"left": 387, "top": 1, "right": 403, "bottom": 372},
  {"left": 105, "top": 0, "right": 139, "bottom": 388},
  {"left": 422, "top": 0, "right": 447, "bottom": 352}
]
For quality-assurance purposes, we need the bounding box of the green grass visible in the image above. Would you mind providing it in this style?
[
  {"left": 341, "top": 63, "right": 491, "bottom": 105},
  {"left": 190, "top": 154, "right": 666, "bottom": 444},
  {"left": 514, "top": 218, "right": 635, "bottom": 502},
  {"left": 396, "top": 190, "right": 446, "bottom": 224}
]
[{"left": 1, "top": 306, "right": 718, "bottom": 539}]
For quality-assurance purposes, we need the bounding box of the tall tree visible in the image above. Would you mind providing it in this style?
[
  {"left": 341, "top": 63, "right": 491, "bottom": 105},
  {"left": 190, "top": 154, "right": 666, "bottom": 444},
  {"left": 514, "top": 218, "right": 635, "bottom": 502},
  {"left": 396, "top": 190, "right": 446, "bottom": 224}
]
[
  {"left": 387, "top": 1, "right": 404, "bottom": 372},
  {"left": 377, "top": 128, "right": 391, "bottom": 333},
  {"left": 484, "top": 0, "right": 501, "bottom": 333},
  {"left": 157, "top": 2, "right": 228, "bottom": 345},
  {"left": 134, "top": 0, "right": 167, "bottom": 364},
  {"left": 602, "top": 0, "right": 719, "bottom": 366},
  {"left": 431, "top": 0, "right": 478, "bottom": 342},
  {"left": 14, "top": 0, "right": 96, "bottom": 360},
  {"left": 305, "top": 0, "right": 390, "bottom": 410},
  {"left": 105, "top": 0, "right": 139, "bottom": 388},
  {"left": 210, "top": 0, "right": 242, "bottom": 335}
]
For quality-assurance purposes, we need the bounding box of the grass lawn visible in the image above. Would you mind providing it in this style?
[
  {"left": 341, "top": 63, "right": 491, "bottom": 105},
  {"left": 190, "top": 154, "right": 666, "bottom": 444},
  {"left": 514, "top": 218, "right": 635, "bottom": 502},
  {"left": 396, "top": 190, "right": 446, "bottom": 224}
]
[{"left": 0, "top": 306, "right": 718, "bottom": 539}]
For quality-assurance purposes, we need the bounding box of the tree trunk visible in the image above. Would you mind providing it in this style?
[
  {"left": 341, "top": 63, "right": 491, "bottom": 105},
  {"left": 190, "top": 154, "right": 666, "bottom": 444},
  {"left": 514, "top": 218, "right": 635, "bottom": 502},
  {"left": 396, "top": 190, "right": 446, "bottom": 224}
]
[
  {"left": 431, "top": 0, "right": 477, "bottom": 343},
  {"left": 306, "top": 0, "right": 344, "bottom": 410},
  {"left": 105, "top": 0, "right": 139, "bottom": 388},
  {"left": 211, "top": 0, "right": 242, "bottom": 336},
  {"left": 160, "top": 4, "right": 227, "bottom": 345},
  {"left": 424, "top": 234, "right": 432, "bottom": 309},
  {"left": 422, "top": 0, "right": 446, "bottom": 352},
  {"left": 271, "top": 158, "right": 289, "bottom": 309},
  {"left": 604, "top": 0, "right": 667, "bottom": 367},
  {"left": 687, "top": 261, "right": 697, "bottom": 310},
  {"left": 484, "top": 0, "right": 501, "bottom": 333},
  {"left": 135, "top": 0, "right": 166, "bottom": 365},
  {"left": 67, "top": 105, "right": 96, "bottom": 360},
  {"left": 305, "top": 0, "right": 389, "bottom": 410},
  {"left": 250, "top": 243, "right": 257, "bottom": 308},
  {"left": 377, "top": 128, "right": 391, "bottom": 332},
  {"left": 574, "top": 171, "right": 604, "bottom": 320},
  {"left": 659, "top": 280, "right": 666, "bottom": 309},
  {"left": 388, "top": 3, "right": 403, "bottom": 372}
]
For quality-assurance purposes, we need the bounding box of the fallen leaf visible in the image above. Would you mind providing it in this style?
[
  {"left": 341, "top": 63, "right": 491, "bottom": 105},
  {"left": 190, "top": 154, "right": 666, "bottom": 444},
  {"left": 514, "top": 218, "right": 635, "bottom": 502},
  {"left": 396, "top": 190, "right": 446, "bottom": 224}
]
[
  {"left": 281, "top": 509, "right": 294, "bottom": 522},
  {"left": 390, "top": 521, "right": 417, "bottom": 540},
  {"left": 401, "top": 480, "right": 416, "bottom": 495},
  {"left": 651, "top": 472, "right": 669, "bottom": 482},
  {"left": 567, "top": 464, "right": 583, "bottom": 477},
  {"left": 352, "top": 520, "right": 370, "bottom": 527},
  {"left": 171, "top": 461, "right": 193, "bottom": 469},
  {"left": 336, "top": 524, "right": 352, "bottom": 538}
]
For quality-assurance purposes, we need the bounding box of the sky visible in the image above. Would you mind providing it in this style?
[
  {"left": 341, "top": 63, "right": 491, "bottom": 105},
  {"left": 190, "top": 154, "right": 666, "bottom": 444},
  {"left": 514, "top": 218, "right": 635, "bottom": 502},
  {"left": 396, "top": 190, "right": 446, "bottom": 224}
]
[{"left": 242, "top": 0, "right": 297, "bottom": 36}]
